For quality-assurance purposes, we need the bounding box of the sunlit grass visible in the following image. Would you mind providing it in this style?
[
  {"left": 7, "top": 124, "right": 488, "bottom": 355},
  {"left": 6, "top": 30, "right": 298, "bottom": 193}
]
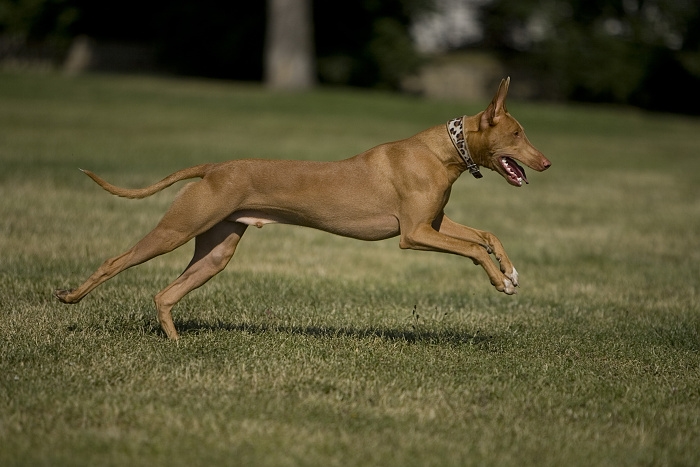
[{"left": 1, "top": 72, "right": 699, "bottom": 466}]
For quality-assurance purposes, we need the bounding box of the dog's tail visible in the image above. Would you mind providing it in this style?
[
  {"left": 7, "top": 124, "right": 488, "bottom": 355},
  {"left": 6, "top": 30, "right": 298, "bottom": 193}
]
[{"left": 80, "top": 164, "right": 215, "bottom": 199}]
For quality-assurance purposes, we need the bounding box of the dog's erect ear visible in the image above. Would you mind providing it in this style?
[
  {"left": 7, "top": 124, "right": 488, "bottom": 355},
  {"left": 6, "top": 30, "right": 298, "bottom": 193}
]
[{"left": 480, "top": 77, "right": 510, "bottom": 129}]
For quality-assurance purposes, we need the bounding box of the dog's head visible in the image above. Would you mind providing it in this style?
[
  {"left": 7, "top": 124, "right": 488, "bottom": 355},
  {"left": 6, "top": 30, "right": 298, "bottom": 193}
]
[{"left": 476, "top": 77, "right": 551, "bottom": 187}]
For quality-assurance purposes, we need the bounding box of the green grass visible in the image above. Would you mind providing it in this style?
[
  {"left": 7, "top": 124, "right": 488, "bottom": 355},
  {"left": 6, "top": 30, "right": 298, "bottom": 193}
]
[{"left": 1, "top": 72, "right": 699, "bottom": 466}]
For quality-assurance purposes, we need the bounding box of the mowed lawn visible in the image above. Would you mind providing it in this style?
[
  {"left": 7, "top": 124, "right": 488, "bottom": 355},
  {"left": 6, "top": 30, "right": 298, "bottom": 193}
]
[{"left": 0, "top": 73, "right": 698, "bottom": 466}]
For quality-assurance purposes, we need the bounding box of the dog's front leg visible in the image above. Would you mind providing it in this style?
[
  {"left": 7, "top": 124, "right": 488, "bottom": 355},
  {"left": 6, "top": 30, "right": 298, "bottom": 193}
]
[
  {"left": 432, "top": 214, "right": 519, "bottom": 287},
  {"left": 399, "top": 223, "right": 517, "bottom": 294}
]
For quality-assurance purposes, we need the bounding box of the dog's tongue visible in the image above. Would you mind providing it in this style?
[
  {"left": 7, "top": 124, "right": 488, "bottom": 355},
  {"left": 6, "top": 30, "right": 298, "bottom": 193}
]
[{"left": 502, "top": 157, "right": 529, "bottom": 185}]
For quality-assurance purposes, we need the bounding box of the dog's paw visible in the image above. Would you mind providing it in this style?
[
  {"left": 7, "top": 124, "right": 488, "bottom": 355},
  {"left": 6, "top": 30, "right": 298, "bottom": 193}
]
[
  {"left": 496, "top": 278, "right": 518, "bottom": 295},
  {"left": 503, "top": 278, "right": 517, "bottom": 295},
  {"left": 54, "top": 288, "right": 78, "bottom": 304},
  {"left": 506, "top": 267, "right": 519, "bottom": 287}
]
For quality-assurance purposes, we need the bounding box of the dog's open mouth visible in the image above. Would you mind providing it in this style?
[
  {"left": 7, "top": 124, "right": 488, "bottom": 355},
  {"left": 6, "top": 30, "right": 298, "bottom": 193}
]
[{"left": 500, "top": 156, "right": 528, "bottom": 187}]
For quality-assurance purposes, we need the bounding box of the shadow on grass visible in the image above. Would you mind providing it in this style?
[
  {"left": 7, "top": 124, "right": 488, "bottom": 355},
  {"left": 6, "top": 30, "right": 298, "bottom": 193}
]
[{"left": 173, "top": 319, "right": 495, "bottom": 347}]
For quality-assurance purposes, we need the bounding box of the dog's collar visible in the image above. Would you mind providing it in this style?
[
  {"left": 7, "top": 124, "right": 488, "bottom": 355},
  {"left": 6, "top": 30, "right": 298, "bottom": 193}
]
[{"left": 447, "top": 116, "right": 482, "bottom": 178}]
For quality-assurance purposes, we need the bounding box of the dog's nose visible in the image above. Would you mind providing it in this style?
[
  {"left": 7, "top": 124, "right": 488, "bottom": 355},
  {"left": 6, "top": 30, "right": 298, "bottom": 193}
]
[{"left": 541, "top": 158, "right": 551, "bottom": 170}]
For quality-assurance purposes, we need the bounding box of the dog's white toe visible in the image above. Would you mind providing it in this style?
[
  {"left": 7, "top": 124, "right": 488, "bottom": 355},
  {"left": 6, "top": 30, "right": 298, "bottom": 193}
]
[
  {"left": 503, "top": 278, "right": 517, "bottom": 295},
  {"left": 508, "top": 267, "right": 519, "bottom": 287}
]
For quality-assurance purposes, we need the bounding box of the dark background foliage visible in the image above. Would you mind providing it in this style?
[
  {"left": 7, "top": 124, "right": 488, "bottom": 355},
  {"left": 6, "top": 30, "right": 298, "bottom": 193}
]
[
  {"left": 479, "top": 0, "right": 700, "bottom": 113},
  {"left": 0, "top": 0, "right": 424, "bottom": 88},
  {"left": 1, "top": 0, "right": 699, "bottom": 113}
]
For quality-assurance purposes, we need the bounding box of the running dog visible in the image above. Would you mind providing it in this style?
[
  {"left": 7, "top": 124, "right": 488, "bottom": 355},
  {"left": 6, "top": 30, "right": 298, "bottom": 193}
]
[{"left": 55, "top": 77, "right": 551, "bottom": 340}]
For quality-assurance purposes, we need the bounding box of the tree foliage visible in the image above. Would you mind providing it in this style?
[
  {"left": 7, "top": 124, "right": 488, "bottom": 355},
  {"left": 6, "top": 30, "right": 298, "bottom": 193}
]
[
  {"left": 2, "top": 0, "right": 699, "bottom": 111},
  {"left": 314, "top": 0, "right": 428, "bottom": 88},
  {"left": 0, "top": 0, "right": 425, "bottom": 88},
  {"left": 479, "top": 0, "right": 700, "bottom": 112}
]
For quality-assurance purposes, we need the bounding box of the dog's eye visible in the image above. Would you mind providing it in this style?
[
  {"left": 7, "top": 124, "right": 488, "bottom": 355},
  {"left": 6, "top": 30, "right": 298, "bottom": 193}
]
[{"left": 513, "top": 131, "right": 520, "bottom": 138}]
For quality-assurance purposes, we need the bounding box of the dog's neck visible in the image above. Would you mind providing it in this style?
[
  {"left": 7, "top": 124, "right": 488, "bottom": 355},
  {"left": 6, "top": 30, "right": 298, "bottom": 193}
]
[{"left": 447, "top": 116, "right": 483, "bottom": 179}]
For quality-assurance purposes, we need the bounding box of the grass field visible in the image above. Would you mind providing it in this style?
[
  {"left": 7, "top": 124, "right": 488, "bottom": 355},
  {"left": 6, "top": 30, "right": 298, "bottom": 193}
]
[{"left": 1, "top": 72, "right": 699, "bottom": 466}]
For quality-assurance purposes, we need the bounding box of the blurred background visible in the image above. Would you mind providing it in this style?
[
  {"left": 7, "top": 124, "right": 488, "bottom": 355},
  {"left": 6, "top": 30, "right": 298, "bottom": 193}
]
[{"left": 1, "top": 0, "right": 698, "bottom": 114}]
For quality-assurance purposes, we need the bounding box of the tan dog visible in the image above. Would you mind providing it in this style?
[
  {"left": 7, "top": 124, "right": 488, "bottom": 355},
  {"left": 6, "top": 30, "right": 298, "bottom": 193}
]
[{"left": 55, "top": 77, "right": 551, "bottom": 340}]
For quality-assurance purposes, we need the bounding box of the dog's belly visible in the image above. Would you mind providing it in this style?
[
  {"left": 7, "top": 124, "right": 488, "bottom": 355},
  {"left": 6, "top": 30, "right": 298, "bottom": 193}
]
[{"left": 228, "top": 209, "right": 400, "bottom": 241}]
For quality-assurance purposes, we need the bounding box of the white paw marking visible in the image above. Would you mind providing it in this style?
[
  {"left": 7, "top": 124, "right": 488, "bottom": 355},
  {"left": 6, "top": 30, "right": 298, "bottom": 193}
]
[
  {"left": 503, "top": 278, "right": 516, "bottom": 295},
  {"left": 508, "top": 267, "right": 519, "bottom": 287}
]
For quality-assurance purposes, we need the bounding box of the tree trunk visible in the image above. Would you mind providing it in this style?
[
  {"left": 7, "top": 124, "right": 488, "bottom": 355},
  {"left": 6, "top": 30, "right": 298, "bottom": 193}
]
[{"left": 264, "top": 0, "right": 316, "bottom": 90}]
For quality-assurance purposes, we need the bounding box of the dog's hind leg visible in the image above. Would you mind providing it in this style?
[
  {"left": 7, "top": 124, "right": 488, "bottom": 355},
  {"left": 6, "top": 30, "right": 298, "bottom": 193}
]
[
  {"left": 55, "top": 178, "right": 238, "bottom": 306},
  {"left": 54, "top": 225, "right": 193, "bottom": 305},
  {"left": 154, "top": 221, "right": 248, "bottom": 340}
]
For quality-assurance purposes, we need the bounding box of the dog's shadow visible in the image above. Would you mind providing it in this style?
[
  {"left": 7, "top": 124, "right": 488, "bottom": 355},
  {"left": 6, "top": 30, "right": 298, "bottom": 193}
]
[{"left": 172, "top": 319, "right": 494, "bottom": 347}]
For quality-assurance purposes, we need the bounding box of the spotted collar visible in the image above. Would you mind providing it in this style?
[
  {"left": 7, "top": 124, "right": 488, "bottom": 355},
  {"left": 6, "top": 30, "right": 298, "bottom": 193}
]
[{"left": 447, "top": 116, "right": 482, "bottom": 178}]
